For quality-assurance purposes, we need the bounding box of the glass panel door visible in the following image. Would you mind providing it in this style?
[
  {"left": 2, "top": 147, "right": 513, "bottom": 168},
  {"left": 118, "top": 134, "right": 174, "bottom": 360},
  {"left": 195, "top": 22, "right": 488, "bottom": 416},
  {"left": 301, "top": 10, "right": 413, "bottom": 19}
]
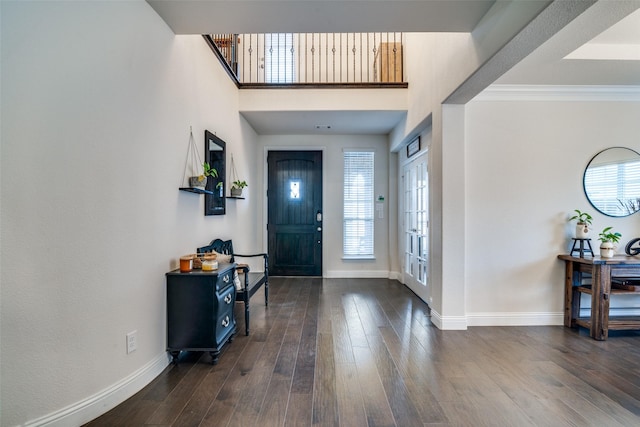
[{"left": 403, "top": 155, "right": 429, "bottom": 301}]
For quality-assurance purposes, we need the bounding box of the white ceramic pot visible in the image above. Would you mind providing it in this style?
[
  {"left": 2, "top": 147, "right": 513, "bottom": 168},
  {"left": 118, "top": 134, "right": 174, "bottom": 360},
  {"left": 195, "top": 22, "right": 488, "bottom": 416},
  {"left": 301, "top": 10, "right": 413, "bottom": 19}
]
[
  {"left": 575, "top": 223, "right": 590, "bottom": 239},
  {"left": 600, "top": 242, "right": 615, "bottom": 258}
]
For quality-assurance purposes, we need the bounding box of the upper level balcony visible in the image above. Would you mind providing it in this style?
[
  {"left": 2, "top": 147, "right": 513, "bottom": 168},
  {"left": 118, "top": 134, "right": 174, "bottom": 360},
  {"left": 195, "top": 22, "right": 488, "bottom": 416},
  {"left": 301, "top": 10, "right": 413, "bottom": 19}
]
[{"left": 205, "top": 33, "right": 407, "bottom": 88}]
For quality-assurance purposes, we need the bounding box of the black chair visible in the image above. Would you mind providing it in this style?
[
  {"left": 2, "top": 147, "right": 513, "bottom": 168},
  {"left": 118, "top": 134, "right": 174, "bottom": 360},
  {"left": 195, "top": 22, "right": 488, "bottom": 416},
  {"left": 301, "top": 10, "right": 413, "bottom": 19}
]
[{"left": 197, "top": 239, "right": 268, "bottom": 335}]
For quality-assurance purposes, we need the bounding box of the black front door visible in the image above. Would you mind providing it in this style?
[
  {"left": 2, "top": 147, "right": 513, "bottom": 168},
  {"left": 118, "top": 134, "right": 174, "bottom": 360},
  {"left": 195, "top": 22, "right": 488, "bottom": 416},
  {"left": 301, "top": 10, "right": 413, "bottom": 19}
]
[{"left": 267, "top": 151, "right": 322, "bottom": 276}]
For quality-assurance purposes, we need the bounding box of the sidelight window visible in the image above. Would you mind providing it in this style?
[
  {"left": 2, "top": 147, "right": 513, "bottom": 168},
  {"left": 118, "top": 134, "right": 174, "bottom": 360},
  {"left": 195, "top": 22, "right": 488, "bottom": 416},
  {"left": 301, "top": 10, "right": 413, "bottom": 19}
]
[{"left": 343, "top": 151, "right": 374, "bottom": 257}]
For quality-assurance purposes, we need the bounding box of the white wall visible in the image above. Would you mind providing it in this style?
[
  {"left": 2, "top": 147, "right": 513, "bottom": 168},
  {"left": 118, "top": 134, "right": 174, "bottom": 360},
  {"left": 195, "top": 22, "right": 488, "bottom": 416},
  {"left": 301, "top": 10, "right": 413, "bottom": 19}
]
[
  {"left": 465, "top": 94, "right": 640, "bottom": 325},
  {"left": 257, "top": 135, "right": 392, "bottom": 278},
  {"left": 0, "top": 1, "right": 259, "bottom": 425},
  {"left": 392, "top": 1, "right": 596, "bottom": 328}
]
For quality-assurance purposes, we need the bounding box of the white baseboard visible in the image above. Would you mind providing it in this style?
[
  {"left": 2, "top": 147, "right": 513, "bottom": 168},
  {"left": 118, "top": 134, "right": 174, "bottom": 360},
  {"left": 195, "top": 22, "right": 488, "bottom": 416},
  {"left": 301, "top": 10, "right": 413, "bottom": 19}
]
[
  {"left": 431, "top": 310, "right": 563, "bottom": 328},
  {"left": 467, "top": 312, "right": 564, "bottom": 326},
  {"left": 24, "top": 352, "right": 170, "bottom": 427},
  {"left": 429, "top": 309, "right": 468, "bottom": 330},
  {"left": 325, "top": 270, "right": 390, "bottom": 278},
  {"left": 388, "top": 271, "right": 402, "bottom": 281}
]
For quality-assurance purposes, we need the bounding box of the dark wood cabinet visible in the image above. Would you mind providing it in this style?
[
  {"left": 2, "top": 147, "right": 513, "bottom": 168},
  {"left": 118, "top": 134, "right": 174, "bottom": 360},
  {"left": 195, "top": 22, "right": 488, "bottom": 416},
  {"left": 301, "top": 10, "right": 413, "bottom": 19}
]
[{"left": 166, "top": 262, "right": 237, "bottom": 364}]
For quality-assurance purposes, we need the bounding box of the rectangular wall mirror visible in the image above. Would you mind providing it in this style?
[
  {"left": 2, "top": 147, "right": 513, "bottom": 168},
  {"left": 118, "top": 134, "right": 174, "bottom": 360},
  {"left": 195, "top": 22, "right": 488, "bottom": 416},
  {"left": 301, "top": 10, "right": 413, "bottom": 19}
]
[{"left": 204, "top": 130, "right": 226, "bottom": 216}]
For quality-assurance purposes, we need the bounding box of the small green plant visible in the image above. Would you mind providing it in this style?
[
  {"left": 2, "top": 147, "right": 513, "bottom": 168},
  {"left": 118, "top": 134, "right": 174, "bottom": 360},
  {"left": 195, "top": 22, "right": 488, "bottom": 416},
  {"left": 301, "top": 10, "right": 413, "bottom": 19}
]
[
  {"left": 232, "top": 180, "right": 248, "bottom": 189},
  {"left": 202, "top": 162, "right": 218, "bottom": 178},
  {"left": 569, "top": 209, "right": 593, "bottom": 225},
  {"left": 598, "top": 227, "right": 622, "bottom": 244}
]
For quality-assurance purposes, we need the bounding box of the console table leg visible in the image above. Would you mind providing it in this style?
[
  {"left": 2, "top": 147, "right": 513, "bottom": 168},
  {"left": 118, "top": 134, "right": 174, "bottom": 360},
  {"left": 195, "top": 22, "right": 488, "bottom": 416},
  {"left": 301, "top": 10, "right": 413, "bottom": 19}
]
[
  {"left": 564, "top": 261, "right": 574, "bottom": 327},
  {"left": 591, "top": 265, "right": 611, "bottom": 340}
]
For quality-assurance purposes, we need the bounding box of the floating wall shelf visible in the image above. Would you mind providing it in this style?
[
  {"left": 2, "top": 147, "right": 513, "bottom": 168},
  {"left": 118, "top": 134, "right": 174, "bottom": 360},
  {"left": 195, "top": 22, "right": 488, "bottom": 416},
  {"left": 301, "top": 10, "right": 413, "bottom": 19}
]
[{"left": 179, "top": 187, "right": 214, "bottom": 195}]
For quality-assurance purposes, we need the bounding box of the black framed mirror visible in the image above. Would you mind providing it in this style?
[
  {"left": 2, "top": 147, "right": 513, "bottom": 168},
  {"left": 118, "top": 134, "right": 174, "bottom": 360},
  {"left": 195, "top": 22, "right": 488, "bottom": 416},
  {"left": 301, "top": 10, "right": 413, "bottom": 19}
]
[
  {"left": 583, "top": 147, "right": 640, "bottom": 217},
  {"left": 204, "top": 130, "right": 225, "bottom": 216}
]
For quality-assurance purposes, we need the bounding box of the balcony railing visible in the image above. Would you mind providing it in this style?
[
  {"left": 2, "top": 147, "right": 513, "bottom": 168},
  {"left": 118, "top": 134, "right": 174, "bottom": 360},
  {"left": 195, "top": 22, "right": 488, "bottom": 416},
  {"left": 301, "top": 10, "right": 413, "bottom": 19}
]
[{"left": 204, "top": 33, "right": 406, "bottom": 87}]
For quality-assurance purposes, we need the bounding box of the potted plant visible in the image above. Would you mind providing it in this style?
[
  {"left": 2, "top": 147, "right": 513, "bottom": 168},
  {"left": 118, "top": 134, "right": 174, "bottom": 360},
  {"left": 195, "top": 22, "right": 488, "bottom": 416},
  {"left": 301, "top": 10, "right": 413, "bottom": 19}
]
[
  {"left": 569, "top": 209, "right": 593, "bottom": 239},
  {"left": 230, "top": 180, "right": 247, "bottom": 197},
  {"left": 189, "top": 162, "right": 217, "bottom": 189},
  {"left": 598, "top": 226, "right": 622, "bottom": 258}
]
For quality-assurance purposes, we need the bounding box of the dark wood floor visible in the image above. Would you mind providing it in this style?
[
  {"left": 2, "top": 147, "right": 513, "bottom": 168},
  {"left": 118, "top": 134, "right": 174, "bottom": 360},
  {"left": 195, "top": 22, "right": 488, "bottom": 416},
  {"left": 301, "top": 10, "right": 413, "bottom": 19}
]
[{"left": 86, "top": 277, "right": 640, "bottom": 427}]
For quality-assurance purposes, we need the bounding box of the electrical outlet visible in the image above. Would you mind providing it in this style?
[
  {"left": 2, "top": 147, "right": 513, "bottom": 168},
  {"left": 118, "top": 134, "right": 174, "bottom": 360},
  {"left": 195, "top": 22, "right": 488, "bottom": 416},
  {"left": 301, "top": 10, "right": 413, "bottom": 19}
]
[{"left": 126, "top": 331, "right": 137, "bottom": 354}]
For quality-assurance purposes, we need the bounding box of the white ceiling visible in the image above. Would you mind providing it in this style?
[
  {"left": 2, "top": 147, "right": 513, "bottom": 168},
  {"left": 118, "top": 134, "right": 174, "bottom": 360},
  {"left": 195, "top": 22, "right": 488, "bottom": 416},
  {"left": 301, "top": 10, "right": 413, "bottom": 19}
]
[
  {"left": 495, "top": 5, "right": 640, "bottom": 85},
  {"left": 146, "top": 0, "right": 496, "bottom": 34},
  {"left": 147, "top": 1, "right": 640, "bottom": 135},
  {"left": 240, "top": 110, "right": 408, "bottom": 135}
]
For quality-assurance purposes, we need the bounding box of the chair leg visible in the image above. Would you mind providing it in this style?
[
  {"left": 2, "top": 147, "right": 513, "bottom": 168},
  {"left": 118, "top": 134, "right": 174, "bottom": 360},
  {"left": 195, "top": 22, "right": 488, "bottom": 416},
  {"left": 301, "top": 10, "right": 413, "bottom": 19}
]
[{"left": 244, "top": 293, "right": 250, "bottom": 336}]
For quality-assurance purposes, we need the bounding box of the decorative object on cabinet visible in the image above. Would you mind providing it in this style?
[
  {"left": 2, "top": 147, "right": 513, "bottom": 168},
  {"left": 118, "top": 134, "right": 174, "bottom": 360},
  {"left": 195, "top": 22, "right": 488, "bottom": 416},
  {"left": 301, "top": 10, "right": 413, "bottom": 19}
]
[
  {"left": 570, "top": 238, "right": 593, "bottom": 258},
  {"left": 598, "top": 226, "right": 621, "bottom": 258},
  {"left": 625, "top": 237, "right": 640, "bottom": 256},
  {"left": 179, "top": 127, "right": 217, "bottom": 194},
  {"left": 198, "top": 238, "right": 268, "bottom": 336},
  {"left": 583, "top": 147, "right": 640, "bottom": 217},
  {"left": 568, "top": 209, "right": 592, "bottom": 238},
  {"left": 166, "top": 262, "right": 237, "bottom": 364},
  {"left": 204, "top": 130, "right": 226, "bottom": 215},
  {"left": 228, "top": 154, "right": 247, "bottom": 198},
  {"left": 179, "top": 254, "right": 195, "bottom": 272}
]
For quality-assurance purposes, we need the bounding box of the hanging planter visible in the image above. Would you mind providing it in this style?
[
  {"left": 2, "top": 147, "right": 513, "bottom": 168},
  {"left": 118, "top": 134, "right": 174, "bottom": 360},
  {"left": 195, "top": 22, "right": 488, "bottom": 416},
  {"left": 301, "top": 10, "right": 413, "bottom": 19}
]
[
  {"left": 229, "top": 154, "right": 247, "bottom": 197},
  {"left": 180, "top": 127, "right": 217, "bottom": 193}
]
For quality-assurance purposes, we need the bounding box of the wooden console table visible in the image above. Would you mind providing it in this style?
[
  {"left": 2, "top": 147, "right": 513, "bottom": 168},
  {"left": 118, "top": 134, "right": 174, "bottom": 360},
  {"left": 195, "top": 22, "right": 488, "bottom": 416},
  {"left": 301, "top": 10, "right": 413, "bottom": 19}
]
[{"left": 558, "top": 254, "right": 640, "bottom": 340}]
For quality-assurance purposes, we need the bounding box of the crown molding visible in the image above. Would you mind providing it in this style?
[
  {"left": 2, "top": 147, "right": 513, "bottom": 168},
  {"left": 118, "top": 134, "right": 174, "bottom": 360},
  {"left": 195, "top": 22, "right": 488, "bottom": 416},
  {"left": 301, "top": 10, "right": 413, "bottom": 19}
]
[{"left": 474, "top": 84, "right": 640, "bottom": 102}]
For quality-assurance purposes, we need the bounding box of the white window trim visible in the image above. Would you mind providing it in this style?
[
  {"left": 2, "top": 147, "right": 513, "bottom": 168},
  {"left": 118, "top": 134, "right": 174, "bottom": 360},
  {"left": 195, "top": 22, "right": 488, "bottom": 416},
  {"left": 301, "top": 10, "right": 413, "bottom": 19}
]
[{"left": 343, "top": 149, "right": 375, "bottom": 258}]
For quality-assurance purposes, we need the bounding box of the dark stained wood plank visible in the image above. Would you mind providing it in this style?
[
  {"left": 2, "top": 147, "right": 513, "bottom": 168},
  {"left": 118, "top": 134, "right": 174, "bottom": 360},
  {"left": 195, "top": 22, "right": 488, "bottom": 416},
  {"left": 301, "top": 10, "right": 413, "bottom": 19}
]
[
  {"left": 366, "top": 333, "right": 427, "bottom": 427},
  {"left": 290, "top": 281, "right": 319, "bottom": 394},
  {"left": 145, "top": 360, "right": 214, "bottom": 425},
  {"left": 352, "top": 346, "right": 396, "bottom": 427},
  {"left": 171, "top": 335, "right": 250, "bottom": 427},
  {"left": 342, "top": 293, "right": 369, "bottom": 348},
  {"left": 198, "top": 340, "right": 265, "bottom": 427},
  {"left": 377, "top": 326, "right": 447, "bottom": 424},
  {"left": 227, "top": 298, "right": 293, "bottom": 426},
  {"left": 284, "top": 393, "right": 312, "bottom": 427},
  {"left": 312, "top": 332, "right": 339, "bottom": 426},
  {"left": 335, "top": 362, "right": 368, "bottom": 427},
  {"left": 255, "top": 378, "right": 292, "bottom": 427}
]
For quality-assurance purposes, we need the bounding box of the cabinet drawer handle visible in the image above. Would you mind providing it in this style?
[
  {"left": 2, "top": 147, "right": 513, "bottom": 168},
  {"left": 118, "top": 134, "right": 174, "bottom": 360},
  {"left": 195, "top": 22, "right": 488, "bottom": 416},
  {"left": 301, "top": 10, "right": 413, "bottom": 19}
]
[
  {"left": 223, "top": 275, "right": 230, "bottom": 283},
  {"left": 224, "top": 294, "right": 232, "bottom": 304},
  {"left": 221, "top": 316, "right": 230, "bottom": 328}
]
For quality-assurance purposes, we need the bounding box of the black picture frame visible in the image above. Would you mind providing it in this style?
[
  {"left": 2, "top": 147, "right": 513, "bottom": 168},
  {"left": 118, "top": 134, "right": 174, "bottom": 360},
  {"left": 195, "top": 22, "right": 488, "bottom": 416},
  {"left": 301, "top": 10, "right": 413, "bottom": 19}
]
[
  {"left": 407, "top": 137, "right": 420, "bottom": 158},
  {"left": 204, "top": 130, "right": 226, "bottom": 216}
]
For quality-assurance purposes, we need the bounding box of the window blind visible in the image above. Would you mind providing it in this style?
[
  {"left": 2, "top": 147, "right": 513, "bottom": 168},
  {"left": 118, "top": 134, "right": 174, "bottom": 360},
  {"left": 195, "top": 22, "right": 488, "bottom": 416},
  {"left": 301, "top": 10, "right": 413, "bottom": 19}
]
[
  {"left": 585, "top": 159, "right": 640, "bottom": 215},
  {"left": 264, "top": 33, "right": 295, "bottom": 83},
  {"left": 343, "top": 151, "right": 374, "bottom": 257}
]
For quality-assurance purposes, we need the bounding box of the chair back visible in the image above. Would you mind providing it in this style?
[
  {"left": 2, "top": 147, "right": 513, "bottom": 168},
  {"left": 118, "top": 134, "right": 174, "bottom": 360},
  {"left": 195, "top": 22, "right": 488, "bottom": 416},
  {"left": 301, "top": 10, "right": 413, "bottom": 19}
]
[{"left": 197, "top": 239, "right": 235, "bottom": 262}]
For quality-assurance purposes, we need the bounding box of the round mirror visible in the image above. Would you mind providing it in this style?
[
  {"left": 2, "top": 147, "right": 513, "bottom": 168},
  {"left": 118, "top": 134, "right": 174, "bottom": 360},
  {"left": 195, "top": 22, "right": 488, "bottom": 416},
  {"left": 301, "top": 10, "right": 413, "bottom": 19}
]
[{"left": 584, "top": 147, "right": 640, "bottom": 217}]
